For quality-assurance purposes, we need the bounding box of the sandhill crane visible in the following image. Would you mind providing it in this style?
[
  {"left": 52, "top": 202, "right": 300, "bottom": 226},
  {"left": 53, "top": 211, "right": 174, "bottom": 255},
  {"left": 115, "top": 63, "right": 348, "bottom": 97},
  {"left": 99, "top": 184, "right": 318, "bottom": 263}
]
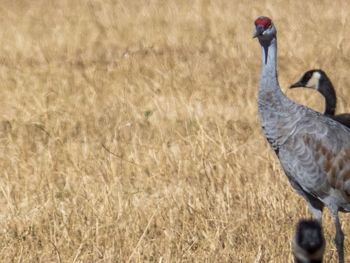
[
  {"left": 254, "top": 16, "right": 350, "bottom": 263},
  {"left": 293, "top": 219, "right": 325, "bottom": 263},
  {"left": 290, "top": 69, "right": 350, "bottom": 128}
]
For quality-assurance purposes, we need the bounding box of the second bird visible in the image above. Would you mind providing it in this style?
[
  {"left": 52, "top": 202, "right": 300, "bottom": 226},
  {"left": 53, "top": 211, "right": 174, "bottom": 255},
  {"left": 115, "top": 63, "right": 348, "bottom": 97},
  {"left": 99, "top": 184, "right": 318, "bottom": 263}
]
[{"left": 290, "top": 69, "right": 350, "bottom": 128}]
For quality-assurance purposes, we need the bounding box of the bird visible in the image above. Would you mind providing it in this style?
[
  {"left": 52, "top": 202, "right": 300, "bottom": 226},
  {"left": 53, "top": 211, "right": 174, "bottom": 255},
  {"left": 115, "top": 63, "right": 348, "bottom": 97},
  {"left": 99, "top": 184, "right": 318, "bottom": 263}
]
[
  {"left": 289, "top": 69, "right": 350, "bottom": 128},
  {"left": 254, "top": 16, "right": 350, "bottom": 263},
  {"left": 293, "top": 219, "right": 325, "bottom": 263}
]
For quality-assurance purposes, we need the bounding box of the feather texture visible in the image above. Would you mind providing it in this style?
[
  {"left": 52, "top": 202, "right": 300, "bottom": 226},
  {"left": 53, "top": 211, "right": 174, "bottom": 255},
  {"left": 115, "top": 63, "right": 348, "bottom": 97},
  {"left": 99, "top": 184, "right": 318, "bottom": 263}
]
[{"left": 254, "top": 17, "right": 348, "bottom": 262}]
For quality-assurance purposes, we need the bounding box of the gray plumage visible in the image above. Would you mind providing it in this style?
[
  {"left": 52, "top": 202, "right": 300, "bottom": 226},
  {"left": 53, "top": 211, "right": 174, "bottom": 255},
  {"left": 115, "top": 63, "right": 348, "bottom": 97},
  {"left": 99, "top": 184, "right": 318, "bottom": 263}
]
[
  {"left": 293, "top": 219, "right": 325, "bottom": 263},
  {"left": 254, "top": 16, "right": 350, "bottom": 263},
  {"left": 290, "top": 69, "right": 350, "bottom": 128}
]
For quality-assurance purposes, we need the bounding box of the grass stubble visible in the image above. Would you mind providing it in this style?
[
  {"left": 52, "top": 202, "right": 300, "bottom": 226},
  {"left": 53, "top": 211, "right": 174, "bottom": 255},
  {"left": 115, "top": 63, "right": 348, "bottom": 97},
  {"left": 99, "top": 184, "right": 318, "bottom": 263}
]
[{"left": 0, "top": 0, "right": 349, "bottom": 262}]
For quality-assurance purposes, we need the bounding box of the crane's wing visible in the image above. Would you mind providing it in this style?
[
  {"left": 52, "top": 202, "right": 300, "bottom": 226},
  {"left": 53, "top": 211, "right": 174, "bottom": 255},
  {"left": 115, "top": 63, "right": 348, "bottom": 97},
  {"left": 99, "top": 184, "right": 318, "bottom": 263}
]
[{"left": 279, "top": 108, "right": 350, "bottom": 208}]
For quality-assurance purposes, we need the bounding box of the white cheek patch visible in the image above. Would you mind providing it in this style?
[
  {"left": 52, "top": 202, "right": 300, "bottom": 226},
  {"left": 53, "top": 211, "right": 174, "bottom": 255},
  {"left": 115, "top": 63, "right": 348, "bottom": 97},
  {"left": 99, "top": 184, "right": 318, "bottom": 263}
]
[
  {"left": 306, "top": 72, "right": 321, "bottom": 89},
  {"left": 262, "top": 25, "right": 272, "bottom": 35}
]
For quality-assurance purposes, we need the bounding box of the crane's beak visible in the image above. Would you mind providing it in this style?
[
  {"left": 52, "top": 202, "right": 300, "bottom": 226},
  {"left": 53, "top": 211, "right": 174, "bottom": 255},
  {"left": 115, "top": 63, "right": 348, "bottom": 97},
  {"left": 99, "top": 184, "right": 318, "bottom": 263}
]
[
  {"left": 253, "top": 25, "right": 264, "bottom": 38},
  {"left": 289, "top": 81, "right": 304, "bottom": 89}
]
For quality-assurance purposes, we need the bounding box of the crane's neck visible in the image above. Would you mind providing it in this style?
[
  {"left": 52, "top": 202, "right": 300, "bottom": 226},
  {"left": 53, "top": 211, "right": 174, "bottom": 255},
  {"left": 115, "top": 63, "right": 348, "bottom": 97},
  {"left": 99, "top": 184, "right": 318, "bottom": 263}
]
[
  {"left": 257, "top": 36, "right": 300, "bottom": 153},
  {"left": 258, "top": 37, "right": 285, "bottom": 109},
  {"left": 318, "top": 77, "right": 336, "bottom": 116}
]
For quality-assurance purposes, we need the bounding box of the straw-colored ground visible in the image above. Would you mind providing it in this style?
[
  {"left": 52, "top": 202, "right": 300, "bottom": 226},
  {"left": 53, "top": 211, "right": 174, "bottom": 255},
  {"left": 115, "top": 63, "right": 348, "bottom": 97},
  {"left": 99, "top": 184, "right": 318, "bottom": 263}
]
[{"left": 1, "top": 0, "right": 350, "bottom": 262}]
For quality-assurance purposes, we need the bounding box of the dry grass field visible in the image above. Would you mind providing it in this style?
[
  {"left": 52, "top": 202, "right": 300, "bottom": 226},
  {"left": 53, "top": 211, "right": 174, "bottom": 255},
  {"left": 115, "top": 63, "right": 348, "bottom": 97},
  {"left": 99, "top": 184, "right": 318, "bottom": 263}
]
[{"left": 1, "top": 0, "right": 350, "bottom": 262}]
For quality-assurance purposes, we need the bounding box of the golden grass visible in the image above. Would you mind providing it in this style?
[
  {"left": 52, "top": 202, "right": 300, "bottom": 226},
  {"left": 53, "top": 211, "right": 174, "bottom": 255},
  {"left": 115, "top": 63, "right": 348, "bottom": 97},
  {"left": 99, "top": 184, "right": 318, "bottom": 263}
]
[{"left": 0, "top": 0, "right": 350, "bottom": 262}]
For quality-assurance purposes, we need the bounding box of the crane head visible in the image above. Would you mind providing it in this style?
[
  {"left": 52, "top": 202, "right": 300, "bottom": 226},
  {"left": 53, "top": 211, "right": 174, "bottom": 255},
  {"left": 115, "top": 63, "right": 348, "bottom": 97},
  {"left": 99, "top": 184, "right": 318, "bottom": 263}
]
[{"left": 253, "top": 16, "right": 276, "bottom": 40}]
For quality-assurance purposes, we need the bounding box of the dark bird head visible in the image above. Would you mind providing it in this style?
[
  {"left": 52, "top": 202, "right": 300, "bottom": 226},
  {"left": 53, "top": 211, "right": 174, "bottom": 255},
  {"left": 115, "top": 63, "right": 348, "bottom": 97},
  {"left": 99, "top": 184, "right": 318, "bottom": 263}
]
[
  {"left": 289, "top": 70, "right": 326, "bottom": 90},
  {"left": 253, "top": 16, "right": 276, "bottom": 41},
  {"left": 293, "top": 219, "right": 325, "bottom": 263},
  {"left": 289, "top": 69, "right": 336, "bottom": 116}
]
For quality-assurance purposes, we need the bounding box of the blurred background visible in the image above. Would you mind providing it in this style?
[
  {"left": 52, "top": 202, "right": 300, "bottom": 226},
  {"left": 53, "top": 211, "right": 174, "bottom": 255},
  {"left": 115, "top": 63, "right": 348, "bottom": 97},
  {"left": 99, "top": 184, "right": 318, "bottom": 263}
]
[{"left": 0, "top": 0, "right": 349, "bottom": 261}]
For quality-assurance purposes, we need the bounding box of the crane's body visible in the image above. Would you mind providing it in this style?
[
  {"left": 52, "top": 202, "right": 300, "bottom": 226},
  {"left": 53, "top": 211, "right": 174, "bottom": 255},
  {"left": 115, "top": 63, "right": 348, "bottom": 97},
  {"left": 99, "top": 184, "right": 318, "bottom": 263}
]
[{"left": 254, "top": 16, "right": 349, "bottom": 263}]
